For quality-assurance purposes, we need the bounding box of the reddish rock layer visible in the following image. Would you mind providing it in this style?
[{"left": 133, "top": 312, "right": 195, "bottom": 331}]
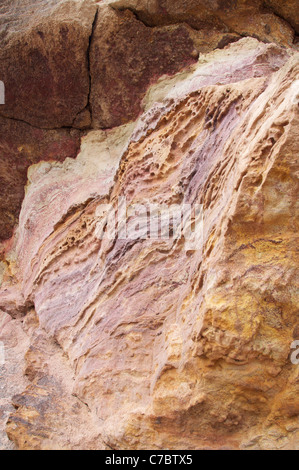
[
  {"left": 90, "top": 7, "right": 199, "bottom": 128},
  {"left": 0, "top": 0, "right": 97, "bottom": 128},
  {"left": 0, "top": 117, "right": 81, "bottom": 244}
]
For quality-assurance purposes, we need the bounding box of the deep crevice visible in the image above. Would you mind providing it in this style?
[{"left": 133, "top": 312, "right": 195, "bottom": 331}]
[
  {"left": 86, "top": 7, "right": 99, "bottom": 126},
  {"left": 0, "top": 113, "right": 81, "bottom": 132},
  {"left": 70, "top": 6, "right": 98, "bottom": 130}
]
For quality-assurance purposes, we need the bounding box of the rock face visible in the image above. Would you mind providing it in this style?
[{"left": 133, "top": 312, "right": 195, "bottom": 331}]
[
  {"left": 0, "top": 0, "right": 298, "bottom": 243},
  {"left": 108, "top": 0, "right": 296, "bottom": 44},
  {"left": 90, "top": 7, "right": 199, "bottom": 128},
  {"left": 0, "top": 0, "right": 97, "bottom": 243},
  {"left": 0, "top": 118, "right": 81, "bottom": 244},
  {"left": 265, "top": 0, "right": 299, "bottom": 33},
  {"left": 0, "top": 0, "right": 298, "bottom": 451},
  {"left": 0, "top": 0, "right": 97, "bottom": 128}
]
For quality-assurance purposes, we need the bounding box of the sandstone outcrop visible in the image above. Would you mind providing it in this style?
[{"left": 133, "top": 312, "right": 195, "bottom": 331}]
[
  {"left": 90, "top": 6, "right": 199, "bottom": 128},
  {"left": 1, "top": 0, "right": 298, "bottom": 244},
  {"left": 0, "top": 0, "right": 298, "bottom": 451},
  {"left": 265, "top": 0, "right": 299, "bottom": 33},
  {"left": 0, "top": 117, "right": 81, "bottom": 244},
  {"left": 108, "top": 0, "right": 296, "bottom": 45},
  {"left": 0, "top": 0, "right": 97, "bottom": 128}
]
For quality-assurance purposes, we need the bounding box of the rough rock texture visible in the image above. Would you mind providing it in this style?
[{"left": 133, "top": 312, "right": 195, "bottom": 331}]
[
  {"left": 5, "top": 309, "right": 105, "bottom": 450},
  {"left": 1, "top": 0, "right": 298, "bottom": 244},
  {"left": 265, "top": 0, "right": 299, "bottom": 34},
  {"left": 0, "top": 32, "right": 298, "bottom": 449},
  {"left": 0, "top": 118, "right": 81, "bottom": 244},
  {"left": 0, "top": 0, "right": 239, "bottom": 243},
  {"left": 107, "top": 0, "right": 296, "bottom": 44},
  {"left": 0, "top": 0, "right": 97, "bottom": 128},
  {"left": 0, "top": 0, "right": 97, "bottom": 243},
  {"left": 90, "top": 6, "right": 199, "bottom": 128},
  {"left": 0, "top": 312, "right": 29, "bottom": 449}
]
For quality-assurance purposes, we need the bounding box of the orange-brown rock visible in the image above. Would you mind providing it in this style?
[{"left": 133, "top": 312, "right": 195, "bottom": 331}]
[
  {"left": 1, "top": 35, "right": 298, "bottom": 450},
  {"left": 265, "top": 0, "right": 299, "bottom": 34}
]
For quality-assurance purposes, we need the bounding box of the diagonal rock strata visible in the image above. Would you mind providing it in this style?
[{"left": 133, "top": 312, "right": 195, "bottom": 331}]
[{"left": 0, "top": 35, "right": 298, "bottom": 449}]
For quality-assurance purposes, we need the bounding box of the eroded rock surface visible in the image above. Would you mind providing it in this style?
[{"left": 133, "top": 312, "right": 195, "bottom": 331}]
[
  {"left": 1, "top": 0, "right": 299, "bottom": 245},
  {"left": 0, "top": 32, "right": 298, "bottom": 449},
  {"left": 0, "top": 118, "right": 81, "bottom": 245},
  {"left": 5, "top": 310, "right": 105, "bottom": 450},
  {"left": 265, "top": 0, "right": 299, "bottom": 34},
  {"left": 0, "top": 0, "right": 97, "bottom": 128},
  {"left": 90, "top": 6, "right": 199, "bottom": 128},
  {"left": 0, "top": 312, "right": 29, "bottom": 449},
  {"left": 107, "top": 0, "right": 296, "bottom": 44}
]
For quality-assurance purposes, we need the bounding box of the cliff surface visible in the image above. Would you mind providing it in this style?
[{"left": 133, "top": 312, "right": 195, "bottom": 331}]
[{"left": 0, "top": 0, "right": 298, "bottom": 450}]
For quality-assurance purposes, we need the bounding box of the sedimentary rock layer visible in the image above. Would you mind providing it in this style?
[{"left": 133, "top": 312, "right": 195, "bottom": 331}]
[
  {"left": 1, "top": 0, "right": 298, "bottom": 244},
  {"left": 0, "top": 34, "right": 298, "bottom": 449}
]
